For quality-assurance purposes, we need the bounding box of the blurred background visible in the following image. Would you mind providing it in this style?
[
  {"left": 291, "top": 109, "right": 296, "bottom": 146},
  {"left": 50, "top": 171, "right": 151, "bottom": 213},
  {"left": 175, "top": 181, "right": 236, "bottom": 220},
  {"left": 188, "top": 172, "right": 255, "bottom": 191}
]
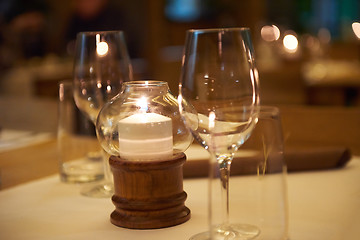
[
  {"left": 0, "top": 0, "right": 359, "bottom": 104},
  {"left": 0, "top": 0, "right": 360, "bottom": 156}
]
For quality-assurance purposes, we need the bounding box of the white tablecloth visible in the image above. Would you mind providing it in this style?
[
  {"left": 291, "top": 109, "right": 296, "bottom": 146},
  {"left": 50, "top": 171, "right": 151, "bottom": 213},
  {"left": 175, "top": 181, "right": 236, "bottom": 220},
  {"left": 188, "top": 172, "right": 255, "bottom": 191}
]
[{"left": 0, "top": 157, "right": 359, "bottom": 240}]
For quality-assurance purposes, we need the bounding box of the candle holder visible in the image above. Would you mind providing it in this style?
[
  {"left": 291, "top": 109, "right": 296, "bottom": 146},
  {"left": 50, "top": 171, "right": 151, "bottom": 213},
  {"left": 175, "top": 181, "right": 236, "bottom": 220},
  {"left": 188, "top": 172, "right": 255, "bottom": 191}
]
[{"left": 96, "top": 81, "right": 195, "bottom": 229}]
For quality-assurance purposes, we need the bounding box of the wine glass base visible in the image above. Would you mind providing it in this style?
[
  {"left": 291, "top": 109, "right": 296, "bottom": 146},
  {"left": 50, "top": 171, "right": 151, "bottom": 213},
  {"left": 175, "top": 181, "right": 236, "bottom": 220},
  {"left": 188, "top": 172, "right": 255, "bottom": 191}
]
[
  {"left": 190, "top": 224, "right": 260, "bottom": 240},
  {"left": 80, "top": 181, "right": 114, "bottom": 198}
]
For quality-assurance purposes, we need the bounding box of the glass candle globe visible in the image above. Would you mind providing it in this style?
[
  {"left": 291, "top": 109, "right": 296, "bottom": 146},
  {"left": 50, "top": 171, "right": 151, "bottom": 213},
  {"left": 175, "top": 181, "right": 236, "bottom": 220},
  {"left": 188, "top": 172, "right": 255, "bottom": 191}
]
[{"left": 96, "top": 80, "right": 194, "bottom": 160}]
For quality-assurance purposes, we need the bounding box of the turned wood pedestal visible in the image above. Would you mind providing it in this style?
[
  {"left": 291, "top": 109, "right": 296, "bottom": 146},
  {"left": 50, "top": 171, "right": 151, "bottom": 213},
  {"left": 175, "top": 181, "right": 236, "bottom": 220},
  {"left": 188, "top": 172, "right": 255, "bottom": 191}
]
[{"left": 109, "top": 153, "right": 191, "bottom": 229}]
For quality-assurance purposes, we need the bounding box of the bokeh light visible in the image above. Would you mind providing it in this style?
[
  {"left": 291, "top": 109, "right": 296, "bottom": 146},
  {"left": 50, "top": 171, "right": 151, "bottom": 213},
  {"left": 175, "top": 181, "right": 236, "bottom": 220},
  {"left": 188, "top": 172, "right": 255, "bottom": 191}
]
[
  {"left": 283, "top": 34, "right": 298, "bottom": 52},
  {"left": 352, "top": 22, "right": 360, "bottom": 39},
  {"left": 261, "top": 25, "right": 281, "bottom": 42}
]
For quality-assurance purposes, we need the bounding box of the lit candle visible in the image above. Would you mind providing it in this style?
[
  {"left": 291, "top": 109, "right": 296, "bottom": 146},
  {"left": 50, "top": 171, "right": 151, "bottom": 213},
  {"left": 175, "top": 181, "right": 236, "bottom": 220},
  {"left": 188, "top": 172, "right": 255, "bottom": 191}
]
[{"left": 118, "top": 112, "right": 173, "bottom": 160}]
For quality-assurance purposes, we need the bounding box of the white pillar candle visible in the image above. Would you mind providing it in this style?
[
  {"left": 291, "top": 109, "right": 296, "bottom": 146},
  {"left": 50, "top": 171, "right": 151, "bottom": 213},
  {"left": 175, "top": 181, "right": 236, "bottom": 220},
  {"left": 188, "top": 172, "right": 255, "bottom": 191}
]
[{"left": 118, "top": 113, "right": 173, "bottom": 160}]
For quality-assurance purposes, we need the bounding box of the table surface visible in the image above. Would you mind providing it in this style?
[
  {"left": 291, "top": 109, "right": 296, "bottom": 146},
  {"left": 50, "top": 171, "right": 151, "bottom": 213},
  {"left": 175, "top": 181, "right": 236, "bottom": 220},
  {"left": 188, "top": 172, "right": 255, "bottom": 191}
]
[
  {"left": 1, "top": 96, "right": 360, "bottom": 239},
  {"left": 0, "top": 157, "right": 359, "bottom": 240}
]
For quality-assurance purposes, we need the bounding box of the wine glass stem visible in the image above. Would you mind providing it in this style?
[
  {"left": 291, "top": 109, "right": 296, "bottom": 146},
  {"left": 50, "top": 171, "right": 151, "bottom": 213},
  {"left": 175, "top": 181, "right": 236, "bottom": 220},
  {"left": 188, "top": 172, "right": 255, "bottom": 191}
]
[
  {"left": 101, "top": 150, "right": 112, "bottom": 182},
  {"left": 219, "top": 157, "right": 232, "bottom": 226}
]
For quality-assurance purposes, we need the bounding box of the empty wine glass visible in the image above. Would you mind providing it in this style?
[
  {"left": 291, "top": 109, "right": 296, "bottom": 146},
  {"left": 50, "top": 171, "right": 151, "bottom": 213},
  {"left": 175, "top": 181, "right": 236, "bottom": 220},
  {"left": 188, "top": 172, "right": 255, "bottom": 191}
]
[
  {"left": 73, "top": 31, "right": 133, "bottom": 197},
  {"left": 179, "top": 28, "right": 260, "bottom": 239}
]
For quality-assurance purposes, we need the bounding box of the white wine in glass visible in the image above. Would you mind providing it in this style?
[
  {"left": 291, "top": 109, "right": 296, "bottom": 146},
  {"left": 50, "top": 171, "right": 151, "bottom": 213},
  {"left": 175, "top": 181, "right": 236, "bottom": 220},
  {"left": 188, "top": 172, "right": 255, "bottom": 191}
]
[
  {"left": 73, "top": 30, "right": 133, "bottom": 198},
  {"left": 179, "top": 28, "right": 260, "bottom": 239}
]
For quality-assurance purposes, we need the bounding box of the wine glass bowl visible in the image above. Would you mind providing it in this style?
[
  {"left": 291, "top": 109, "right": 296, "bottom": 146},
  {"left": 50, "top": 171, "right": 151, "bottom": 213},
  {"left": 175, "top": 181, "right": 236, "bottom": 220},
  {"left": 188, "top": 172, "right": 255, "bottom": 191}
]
[
  {"left": 73, "top": 31, "right": 133, "bottom": 123},
  {"left": 73, "top": 31, "right": 133, "bottom": 198},
  {"left": 179, "top": 28, "right": 260, "bottom": 239}
]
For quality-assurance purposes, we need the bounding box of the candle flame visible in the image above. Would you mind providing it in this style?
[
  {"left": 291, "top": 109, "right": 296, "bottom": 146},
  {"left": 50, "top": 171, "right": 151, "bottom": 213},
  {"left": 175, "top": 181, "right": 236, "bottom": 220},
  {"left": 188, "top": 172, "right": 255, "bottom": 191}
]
[{"left": 137, "top": 96, "right": 148, "bottom": 113}]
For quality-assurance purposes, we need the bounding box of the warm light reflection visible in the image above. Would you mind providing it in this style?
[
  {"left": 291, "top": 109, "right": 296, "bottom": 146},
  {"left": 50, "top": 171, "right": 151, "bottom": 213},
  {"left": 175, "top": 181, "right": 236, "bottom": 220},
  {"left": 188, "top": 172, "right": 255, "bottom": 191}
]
[
  {"left": 177, "top": 92, "right": 183, "bottom": 113},
  {"left": 283, "top": 34, "right": 298, "bottom": 52},
  {"left": 261, "top": 25, "right": 280, "bottom": 42},
  {"left": 209, "top": 111, "right": 215, "bottom": 130},
  {"left": 59, "top": 88, "right": 64, "bottom": 101},
  {"left": 96, "top": 33, "right": 108, "bottom": 56},
  {"left": 251, "top": 68, "right": 259, "bottom": 104},
  {"left": 106, "top": 85, "right": 112, "bottom": 93},
  {"left": 352, "top": 22, "right": 360, "bottom": 39},
  {"left": 97, "top": 41, "right": 109, "bottom": 56}
]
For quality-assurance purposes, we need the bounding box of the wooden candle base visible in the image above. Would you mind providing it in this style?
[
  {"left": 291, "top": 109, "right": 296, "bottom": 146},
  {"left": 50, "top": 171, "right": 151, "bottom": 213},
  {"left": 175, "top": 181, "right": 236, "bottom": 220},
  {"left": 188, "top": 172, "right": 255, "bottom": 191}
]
[{"left": 109, "top": 153, "right": 191, "bottom": 229}]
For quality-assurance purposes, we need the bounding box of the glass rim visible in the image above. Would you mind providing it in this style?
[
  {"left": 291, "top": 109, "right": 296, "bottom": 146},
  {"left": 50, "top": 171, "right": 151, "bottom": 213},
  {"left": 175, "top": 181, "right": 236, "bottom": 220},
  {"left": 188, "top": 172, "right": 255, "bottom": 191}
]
[
  {"left": 124, "top": 80, "right": 168, "bottom": 87},
  {"left": 187, "top": 27, "right": 250, "bottom": 34},
  {"left": 76, "top": 30, "right": 124, "bottom": 36}
]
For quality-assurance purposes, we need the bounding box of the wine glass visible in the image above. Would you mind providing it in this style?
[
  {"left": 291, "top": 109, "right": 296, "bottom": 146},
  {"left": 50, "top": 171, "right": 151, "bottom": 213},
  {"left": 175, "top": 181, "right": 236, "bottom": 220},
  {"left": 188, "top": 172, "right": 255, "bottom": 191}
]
[
  {"left": 178, "top": 28, "right": 260, "bottom": 239},
  {"left": 73, "top": 31, "right": 133, "bottom": 197}
]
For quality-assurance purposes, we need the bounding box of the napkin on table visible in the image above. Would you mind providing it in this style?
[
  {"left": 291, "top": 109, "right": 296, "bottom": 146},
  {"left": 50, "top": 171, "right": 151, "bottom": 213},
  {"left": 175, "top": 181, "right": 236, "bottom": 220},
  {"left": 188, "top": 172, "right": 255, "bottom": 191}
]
[{"left": 0, "top": 129, "right": 52, "bottom": 153}]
